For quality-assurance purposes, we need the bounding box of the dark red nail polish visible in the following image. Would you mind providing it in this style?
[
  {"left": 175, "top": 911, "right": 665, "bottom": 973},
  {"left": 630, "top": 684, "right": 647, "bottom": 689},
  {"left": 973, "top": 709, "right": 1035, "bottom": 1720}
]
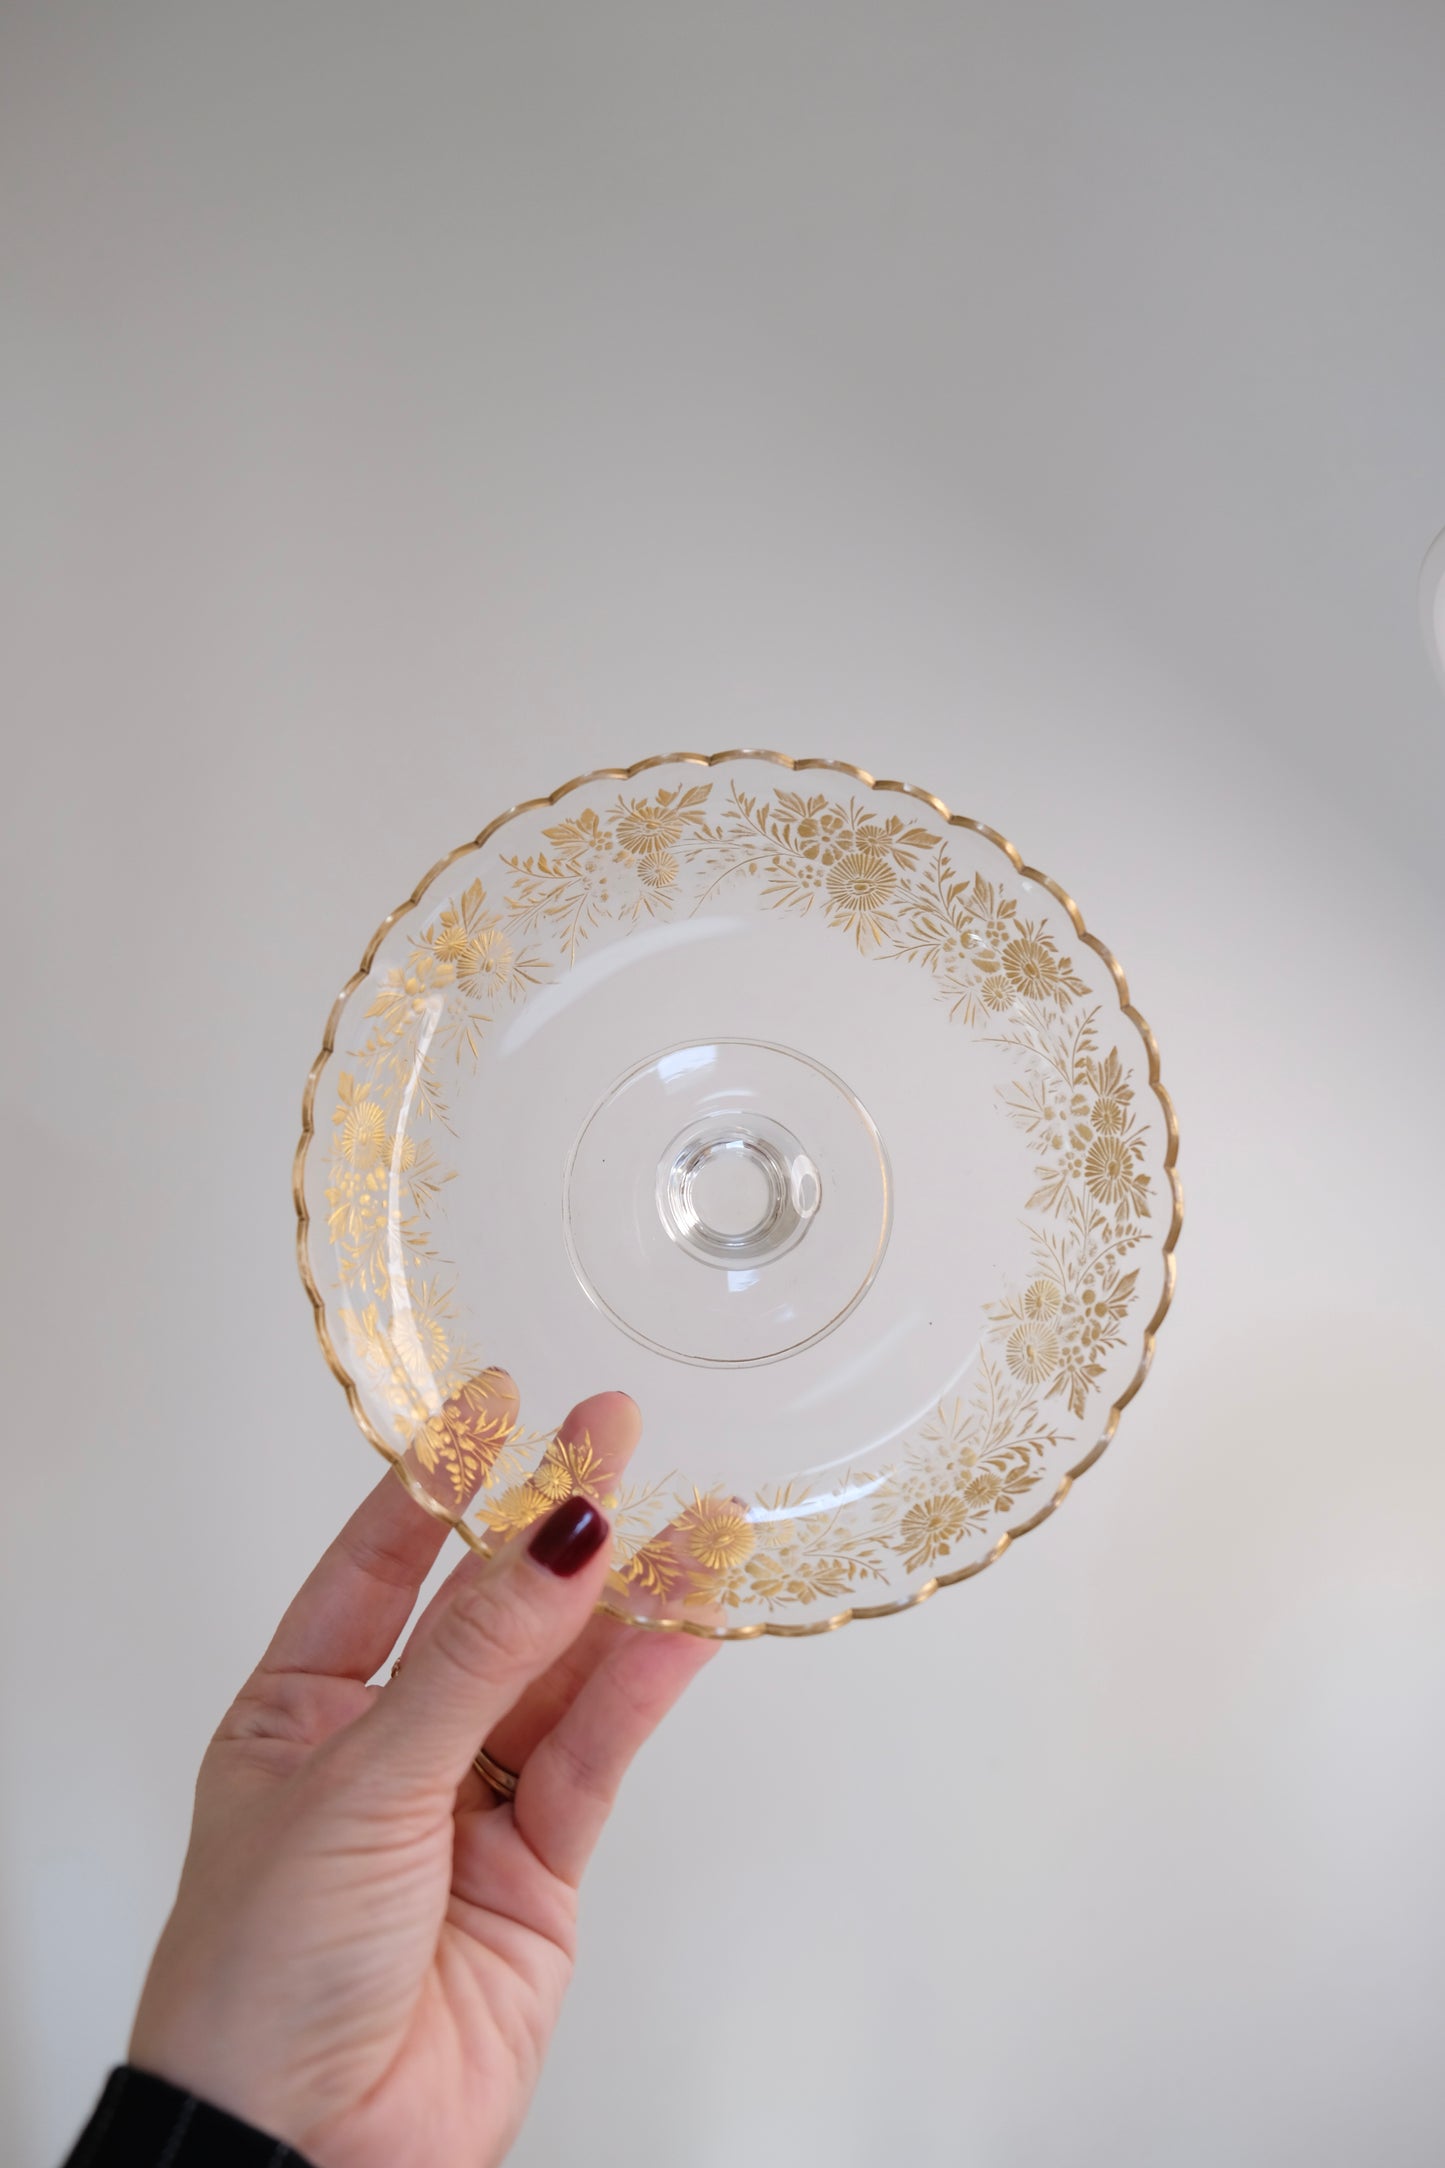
[{"left": 529, "top": 1494, "right": 609, "bottom": 1577}]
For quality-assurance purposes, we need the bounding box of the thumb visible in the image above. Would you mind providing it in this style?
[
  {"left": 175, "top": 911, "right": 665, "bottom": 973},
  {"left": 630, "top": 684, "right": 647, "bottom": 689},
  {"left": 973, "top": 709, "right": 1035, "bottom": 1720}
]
[{"left": 362, "top": 1495, "right": 612, "bottom": 1797}]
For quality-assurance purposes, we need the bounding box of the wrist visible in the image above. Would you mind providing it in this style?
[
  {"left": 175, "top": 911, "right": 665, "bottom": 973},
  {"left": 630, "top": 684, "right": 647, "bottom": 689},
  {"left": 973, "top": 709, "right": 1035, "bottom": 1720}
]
[{"left": 129, "top": 1999, "right": 295, "bottom": 2155}]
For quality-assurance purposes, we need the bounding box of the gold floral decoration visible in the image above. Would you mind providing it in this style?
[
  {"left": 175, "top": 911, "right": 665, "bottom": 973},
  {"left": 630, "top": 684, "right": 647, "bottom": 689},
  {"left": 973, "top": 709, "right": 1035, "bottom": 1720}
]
[
  {"left": 411, "top": 1373, "right": 518, "bottom": 1504},
  {"left": 317, "top": 774, "right": 1166, "bottom": 1616}
]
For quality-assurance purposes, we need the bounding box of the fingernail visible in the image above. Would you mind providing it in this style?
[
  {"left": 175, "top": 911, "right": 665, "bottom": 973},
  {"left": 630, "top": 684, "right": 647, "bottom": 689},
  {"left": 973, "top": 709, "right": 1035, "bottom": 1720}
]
[{"left": 528, "top": 1493, "right": 609, "bottom": 1577}]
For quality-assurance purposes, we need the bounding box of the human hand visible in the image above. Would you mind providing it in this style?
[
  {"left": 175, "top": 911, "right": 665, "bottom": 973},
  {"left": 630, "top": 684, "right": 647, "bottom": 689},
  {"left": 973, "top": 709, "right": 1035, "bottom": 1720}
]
[{"left": 130, "top": 1385, "right": 716, "bottom": 2167}]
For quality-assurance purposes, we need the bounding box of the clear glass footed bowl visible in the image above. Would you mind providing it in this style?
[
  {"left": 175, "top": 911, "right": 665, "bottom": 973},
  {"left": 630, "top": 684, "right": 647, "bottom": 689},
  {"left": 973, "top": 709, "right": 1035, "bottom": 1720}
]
[{"left": 296, "top": 753, "right": 1180, "bottom": 1639}]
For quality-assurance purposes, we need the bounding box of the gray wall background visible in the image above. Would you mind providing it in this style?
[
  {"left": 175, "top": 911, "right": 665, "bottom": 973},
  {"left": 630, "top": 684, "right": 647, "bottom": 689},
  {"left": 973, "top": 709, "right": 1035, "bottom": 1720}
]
[{"left": 3, "top": 6, "right": 1443, "bottom": 2164}]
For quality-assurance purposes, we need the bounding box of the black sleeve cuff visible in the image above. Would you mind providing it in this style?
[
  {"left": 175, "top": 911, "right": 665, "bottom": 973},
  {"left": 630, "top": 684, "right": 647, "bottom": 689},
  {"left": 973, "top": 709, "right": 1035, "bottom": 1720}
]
[{"left": 64, "top": 2066, "right": 314, "bottom": 2167}]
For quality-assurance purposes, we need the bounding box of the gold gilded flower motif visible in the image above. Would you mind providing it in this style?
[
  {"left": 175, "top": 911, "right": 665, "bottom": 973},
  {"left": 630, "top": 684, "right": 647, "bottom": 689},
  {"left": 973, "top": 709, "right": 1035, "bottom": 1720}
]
[
  {"left": 978, "top": 971, "right": 1015, "bottom": 1011},
  {"left": 1091, "top": 1094, "right": 1126, "bottom": 1136},
  {"left": 634, "top": 847, "right": 678, "bottom": 891},
  {"left": 1002, "top": 934, "right": 1066, "bottom": 1001},
  {"left": 1084, "top": 1134, "right": 1137, "bottom": 1207},
  {"left": 825, "top": 847, "right": 896, "bottom": 938},
  {"left": 477, "top": 1481, "right": 545, "bottom": 1537},
  {"left": 532, "top": 1435, "right": 606, "bottom": 1504},
  {"left": 793, "top": 815, "right": 832, "bottom": 860},
  {"left": 1005, "top": 1321, "right": 1061, "bottom": 1385},
  {"left": 337, "top": 1096, "right": 387, "bottom": 1166},
  {"left": 456, "top": 926, "right": 515, "bottom": 995},
  {"left": 616, "top": 800, "right": 685, "bottom": 853},
  {"left": 679, "top": 1491, "right": 756, "bottom": 1573},
  {"left": 827, "top": 846, "right": 894, "bottom": 905},
  {"left": 430, "top": 924, "right": 472, "bottom": 965},
  {"left": 614, "top": 784, "right": 712, "bottom": 857},
  {"left": 1022, "top": 1278, "right": 1062, "bottom": 1319},
  {"left": 963, "top": 1467, "right": 1003, "bottom": 1513},
  {"left": 898, "top": 1492, "right": 967, "bottom": 1571},
  {"left": 431, "top": 924, "right": 476, "bottom": 968}
]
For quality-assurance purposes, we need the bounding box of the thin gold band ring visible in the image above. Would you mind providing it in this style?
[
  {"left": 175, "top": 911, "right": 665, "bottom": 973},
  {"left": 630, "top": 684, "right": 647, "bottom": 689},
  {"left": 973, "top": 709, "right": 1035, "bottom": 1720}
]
[{"left": 469, "top": 1744, "right": 520, "bottom": 1801}]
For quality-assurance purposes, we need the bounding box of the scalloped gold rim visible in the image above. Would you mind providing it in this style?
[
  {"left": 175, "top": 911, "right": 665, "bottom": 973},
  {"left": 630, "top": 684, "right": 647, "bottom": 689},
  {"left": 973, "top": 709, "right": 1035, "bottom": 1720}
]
[{"left": 293, "top": 750, "right": 1183, "bottom": 1641}]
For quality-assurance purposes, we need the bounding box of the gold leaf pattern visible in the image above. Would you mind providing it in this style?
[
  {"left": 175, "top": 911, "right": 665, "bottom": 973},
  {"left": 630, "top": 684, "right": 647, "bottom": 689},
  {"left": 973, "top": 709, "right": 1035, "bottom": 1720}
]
[{"left": 411, "top": 1372, "right": 517, "bottom": 1505}]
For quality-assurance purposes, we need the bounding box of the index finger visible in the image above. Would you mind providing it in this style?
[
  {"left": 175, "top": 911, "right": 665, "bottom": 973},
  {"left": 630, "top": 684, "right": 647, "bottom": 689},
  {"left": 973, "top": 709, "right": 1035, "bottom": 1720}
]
[{"left": 260, "top": 1368, "right": 517, "bottom": 1682}]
